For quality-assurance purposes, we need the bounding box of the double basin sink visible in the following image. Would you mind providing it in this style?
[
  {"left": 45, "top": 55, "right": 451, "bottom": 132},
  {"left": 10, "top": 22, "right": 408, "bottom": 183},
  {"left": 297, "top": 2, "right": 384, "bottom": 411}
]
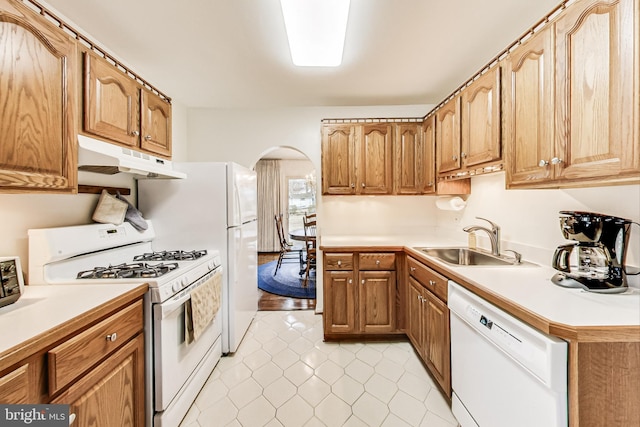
[{"left": 417, "top": 247, "right": 535, "bottom": 267}]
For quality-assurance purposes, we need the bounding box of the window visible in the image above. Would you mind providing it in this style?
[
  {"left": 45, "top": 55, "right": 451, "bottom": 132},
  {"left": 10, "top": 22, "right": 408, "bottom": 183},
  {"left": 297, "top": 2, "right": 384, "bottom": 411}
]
[{"left": 287, "top": 175, "right": 316, "bottom": 232}]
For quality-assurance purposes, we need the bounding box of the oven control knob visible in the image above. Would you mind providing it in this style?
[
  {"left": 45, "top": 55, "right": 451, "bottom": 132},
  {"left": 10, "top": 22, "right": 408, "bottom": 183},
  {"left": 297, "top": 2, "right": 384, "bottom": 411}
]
[
  {"left": 172, "top": 282, "right": 181, "bottom": 293},
  {"left": 208, "top": 261, "right": 215, "bottom": 270},
  {"left": 181, "top": 277, "right": 189, "bottom": 287}
]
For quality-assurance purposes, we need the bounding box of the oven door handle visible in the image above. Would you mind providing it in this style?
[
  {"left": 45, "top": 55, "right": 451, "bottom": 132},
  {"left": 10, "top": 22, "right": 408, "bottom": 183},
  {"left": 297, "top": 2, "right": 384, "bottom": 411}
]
[{"left": 158, "top": 292, "right": 192, "bottom": 319}]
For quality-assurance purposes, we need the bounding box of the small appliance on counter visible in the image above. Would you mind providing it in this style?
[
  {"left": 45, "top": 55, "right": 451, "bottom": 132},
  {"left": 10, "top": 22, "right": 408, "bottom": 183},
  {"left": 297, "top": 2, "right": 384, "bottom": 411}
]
[
  {"left": 552, "top": 211, "right": 636, "bottom": 293},
  {"left": 0, "top": 256, "right": 25, "bottom": 308}
]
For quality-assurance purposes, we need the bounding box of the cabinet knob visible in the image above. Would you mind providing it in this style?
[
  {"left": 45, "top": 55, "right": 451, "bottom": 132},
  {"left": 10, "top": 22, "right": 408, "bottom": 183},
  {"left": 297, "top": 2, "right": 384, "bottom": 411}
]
[
  {"left": 417, "top": 295, "right": 422, "bottom": 301},
  {"left": 410, "top": 267, "right": 416, "bottom": 272},
  {"left": 131, "top": 130, "right": 140, "bottom": 137},
  {"left": 361, "top": 183, "right": 365, "bottom": 188},
  {"left": 348, "top": 279, "right": 353, "bottom": 284},
  {"left": 461, "top": 152, "right": 467, "bottom": 158},
  {"left": 144, "top": 135, "right": 152, "bottom": 141},
  {"left": 375, "top": 260, "right": 380, "bottom": 266},
  {"left": 551, "top": 157, "right": 563, "bottom": 165},
  {"left": 361, "top": 279, "right": 366, "bottom": 285},
  {"left": 428, "top": 280, "right": 436, "bottom": 286},
  {"left": 69, "top": 413, "right": 76, "bottom": 425},
  {"left": 106, "top": 333, "right": 118, "bottom": 342},
  {"left": 538, "top": 159, "right": 549, "bottom": 167},
  {"left": 427, "top": 181, "right": 434, "bottom": 187},
  {"left": 337, "top": 260, "right": 342, "bottom": 266},
  {"left": 350, "top": 183, "right": 355, "bottom": 188},
  {"left": 452, "top": 155, "right": 458, "bottom": 161}
]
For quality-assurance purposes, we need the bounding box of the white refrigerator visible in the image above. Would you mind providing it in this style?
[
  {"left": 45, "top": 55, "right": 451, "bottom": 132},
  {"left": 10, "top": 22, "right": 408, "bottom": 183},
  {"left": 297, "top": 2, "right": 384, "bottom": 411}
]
[{"left": 138, "top": 162, "right": 258, "bottom": 354}]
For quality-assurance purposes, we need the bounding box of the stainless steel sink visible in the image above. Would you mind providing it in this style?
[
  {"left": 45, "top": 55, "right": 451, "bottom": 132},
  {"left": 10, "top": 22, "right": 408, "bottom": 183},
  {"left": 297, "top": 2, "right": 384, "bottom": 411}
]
[{"left": 417, "top": 247, "right": 531, "bottom": 266}]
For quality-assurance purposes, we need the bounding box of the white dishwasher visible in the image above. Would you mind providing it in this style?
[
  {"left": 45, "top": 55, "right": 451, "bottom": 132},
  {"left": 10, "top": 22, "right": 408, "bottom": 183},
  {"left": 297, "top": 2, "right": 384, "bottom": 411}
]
[{"left": 448, "top": 281, "right": 568, "bottom": 427}]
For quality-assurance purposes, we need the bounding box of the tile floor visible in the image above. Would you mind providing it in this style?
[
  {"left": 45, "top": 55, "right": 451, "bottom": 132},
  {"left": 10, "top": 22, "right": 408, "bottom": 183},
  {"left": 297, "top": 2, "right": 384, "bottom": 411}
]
[{"left": 180, "top": 310, "right": 459, "bottom": 427}]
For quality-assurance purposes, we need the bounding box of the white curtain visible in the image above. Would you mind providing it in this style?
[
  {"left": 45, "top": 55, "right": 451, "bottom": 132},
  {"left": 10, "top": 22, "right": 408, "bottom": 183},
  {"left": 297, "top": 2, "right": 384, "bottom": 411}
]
[{"left": 256, "top": 159, "right": 283, "bottom": 252}]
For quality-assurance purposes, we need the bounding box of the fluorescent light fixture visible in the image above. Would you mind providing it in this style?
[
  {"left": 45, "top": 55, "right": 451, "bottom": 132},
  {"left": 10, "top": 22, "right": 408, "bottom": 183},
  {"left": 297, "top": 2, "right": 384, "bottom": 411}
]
[{"left": 280, "top": 0, "right": 350, "bottom": 67}]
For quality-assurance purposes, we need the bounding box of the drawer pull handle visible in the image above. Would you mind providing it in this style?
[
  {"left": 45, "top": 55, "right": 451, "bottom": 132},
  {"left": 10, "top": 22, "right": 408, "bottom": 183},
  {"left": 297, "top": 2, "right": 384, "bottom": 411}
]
[
  {"left": 429, "top": 280, "right": 436, "bottom": 286},
  {"left": 106, "top": 333, "right": 118, "bottom": 342}
]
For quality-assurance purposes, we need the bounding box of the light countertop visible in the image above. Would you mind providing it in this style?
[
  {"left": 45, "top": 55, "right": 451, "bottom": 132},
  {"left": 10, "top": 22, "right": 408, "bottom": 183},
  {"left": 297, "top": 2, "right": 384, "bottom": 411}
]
[
  {"left": 321, "top": 235, "right": 640, "bottom": 330},
  {"left": 0, "top": 283, "right": 148, "bottom": 357}
]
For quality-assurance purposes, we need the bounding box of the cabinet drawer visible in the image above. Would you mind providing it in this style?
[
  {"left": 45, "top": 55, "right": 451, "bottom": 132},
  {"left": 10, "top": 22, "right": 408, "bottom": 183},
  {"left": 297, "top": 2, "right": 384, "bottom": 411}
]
[
  {"left": 0, "top": 364, "right": 29, "bottom": 404},
  {"left": 48, "top": 300, "right": 143, "bottom": 395},
  {"left": 407, "top": 257, "right": 448, "bottom": 302},
  {"left": 325, "top": 253, "right": 354, "bottom": 270},
  {"left": 359, "top": 253, "right": 396, "bottom": 270}
]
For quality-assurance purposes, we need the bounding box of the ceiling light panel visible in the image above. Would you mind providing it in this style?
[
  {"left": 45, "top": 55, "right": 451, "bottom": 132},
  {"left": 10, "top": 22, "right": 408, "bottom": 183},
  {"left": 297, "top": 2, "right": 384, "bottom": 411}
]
[{"left": 280, "top": 0, "right": 351, "bottom": 67}]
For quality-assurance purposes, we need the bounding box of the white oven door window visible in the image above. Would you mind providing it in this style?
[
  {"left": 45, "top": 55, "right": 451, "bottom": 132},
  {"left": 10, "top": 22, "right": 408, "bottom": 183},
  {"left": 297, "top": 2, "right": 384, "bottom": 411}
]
[{"left": 153, "top": 272, "right": 223, "bottom": 411}]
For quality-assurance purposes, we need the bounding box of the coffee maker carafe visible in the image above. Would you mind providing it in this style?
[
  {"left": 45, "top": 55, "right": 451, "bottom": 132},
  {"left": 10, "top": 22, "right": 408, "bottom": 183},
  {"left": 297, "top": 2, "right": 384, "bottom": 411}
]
[{"left": 552, "top": 211, "right": 633, "bottom": 293}]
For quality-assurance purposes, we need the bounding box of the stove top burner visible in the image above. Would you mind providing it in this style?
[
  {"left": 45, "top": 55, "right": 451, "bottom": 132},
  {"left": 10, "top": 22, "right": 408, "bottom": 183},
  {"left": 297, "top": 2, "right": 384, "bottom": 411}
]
[
  {"left": 77, "top": 262, "right": 180, "bottom": 280},
  {"left": 133, "top": 250, "right": 208, "bottom": 262}
]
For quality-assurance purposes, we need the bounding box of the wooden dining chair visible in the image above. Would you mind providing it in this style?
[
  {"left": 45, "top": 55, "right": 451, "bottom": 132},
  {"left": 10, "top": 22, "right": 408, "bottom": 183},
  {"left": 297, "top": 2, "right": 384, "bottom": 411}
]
[
  {"left": 302, "top": 215, "right": 316, "bottom": 287},
  {"left": 274, "top": 214, "right": 304, "bottom": 276}
]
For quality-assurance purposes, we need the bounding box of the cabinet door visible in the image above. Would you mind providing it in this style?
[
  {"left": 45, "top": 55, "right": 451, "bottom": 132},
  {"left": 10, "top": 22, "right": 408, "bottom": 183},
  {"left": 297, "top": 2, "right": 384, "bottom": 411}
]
[
  {"left": 503, "top": 26, "right": 555, "bottom": 187},
  {"left": 461, "top": 66, "right": 501, "bottom": 168},
  {"left": 0, "top": 364, "right": 29, "bottom": 404},
  {"left": 358, "top": 270, "right": 396, "bottom": 333},
  {"left": 140, "top": 90, "right": 172, "bottom": 158},
  {"left": 0, "top": 0, "right": 77, "bottom": 193},
  {"left": 436, "top": 97, "right": 461, "bottom": 174},
  {"left": 52, "top": 334, "right": 145, "bottom": 427},
  {"left": 394, "top": 123, "right": 425, "bottom": 194},
  {"left": 84, "top": 52, "right": 139, "bottom": 148},
  {"left": 421, "top": 116, "right": 436, "bottom": 194},
  {"left": 358, "top": 124, "right": 393, "bottom": 194},
  {"left": 424, "top": 291, "right": 451, "bottom": 396},
  {"left": 555, "top": 0, "right": 639, "bottom": 180},
  {"left": 323, "top": 270, "right": 357, "bottom": 334},
  {"left": 407, "top": 278, "right": 424, "bottom": 355},
  {"left": 321, "top": 125, "right": 357, "bottom": 194}
]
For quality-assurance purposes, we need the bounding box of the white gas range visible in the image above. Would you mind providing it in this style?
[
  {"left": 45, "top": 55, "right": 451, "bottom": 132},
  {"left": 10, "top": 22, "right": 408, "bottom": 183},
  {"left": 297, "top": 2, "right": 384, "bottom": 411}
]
[{"left": 28, "top": 221, "right": 223, "bottom": 427}]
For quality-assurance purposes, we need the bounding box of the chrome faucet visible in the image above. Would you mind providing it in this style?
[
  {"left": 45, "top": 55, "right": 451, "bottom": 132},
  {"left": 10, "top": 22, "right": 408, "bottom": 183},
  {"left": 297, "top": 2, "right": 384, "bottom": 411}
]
[{"left": 463, "top": 217, "right": 501, "bottom": 256}]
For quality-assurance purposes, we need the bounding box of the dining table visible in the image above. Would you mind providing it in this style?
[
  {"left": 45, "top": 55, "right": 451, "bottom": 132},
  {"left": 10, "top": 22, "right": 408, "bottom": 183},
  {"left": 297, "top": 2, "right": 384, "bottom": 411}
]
[{"left": 289, "top": 228, "right": 316, "bottom": 242}]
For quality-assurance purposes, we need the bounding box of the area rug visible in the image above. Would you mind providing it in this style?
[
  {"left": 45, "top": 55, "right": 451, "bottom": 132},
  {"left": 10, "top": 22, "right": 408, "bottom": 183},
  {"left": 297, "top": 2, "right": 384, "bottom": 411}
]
[{"left": 258, "top": 260, "right": 316, "bottom": 299}]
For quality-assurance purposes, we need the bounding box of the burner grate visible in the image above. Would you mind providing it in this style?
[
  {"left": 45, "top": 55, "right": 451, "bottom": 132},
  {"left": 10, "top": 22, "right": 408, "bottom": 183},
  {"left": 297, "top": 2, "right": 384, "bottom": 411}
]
[
  {"left": 77, "top": 262, "right": 179, "bottom": 280},
  {"left": 133, "top": 250, "right": 208, "bottom": 262}
]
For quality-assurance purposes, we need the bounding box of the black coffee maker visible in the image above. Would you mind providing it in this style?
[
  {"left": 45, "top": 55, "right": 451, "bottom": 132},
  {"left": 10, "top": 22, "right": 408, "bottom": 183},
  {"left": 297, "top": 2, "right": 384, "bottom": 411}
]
[{"left": 551, "top": 211, "right": 633, "bottom": 293}]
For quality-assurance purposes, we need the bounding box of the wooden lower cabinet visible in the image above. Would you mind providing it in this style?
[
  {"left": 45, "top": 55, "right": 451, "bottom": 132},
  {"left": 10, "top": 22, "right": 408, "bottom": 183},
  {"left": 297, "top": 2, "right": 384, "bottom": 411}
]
[
  {"left": 324, "top": 270, "right": 357, "bottom": 334},
  {"left": 323, "top": 250, "right": 399, "bottom": 338},
  {"left": 406, "top": 256, "right": 451, "bottom": 397},
  {"left": 52, "top": 334, "right": 145, "bottom": 427},
  {"left": 0, "top": 293, "right": 145, "bottom": 426}
]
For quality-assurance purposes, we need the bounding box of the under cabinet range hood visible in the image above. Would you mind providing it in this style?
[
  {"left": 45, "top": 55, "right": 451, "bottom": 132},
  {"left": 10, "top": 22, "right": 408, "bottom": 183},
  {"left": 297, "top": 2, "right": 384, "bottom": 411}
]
[{"left": 77, "top": 135, "right": 187, "bottom": 179}]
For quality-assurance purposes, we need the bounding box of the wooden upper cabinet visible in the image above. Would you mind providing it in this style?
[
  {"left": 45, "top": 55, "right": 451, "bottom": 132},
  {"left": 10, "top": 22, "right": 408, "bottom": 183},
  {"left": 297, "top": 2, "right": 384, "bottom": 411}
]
[
  {"left": 141, "top": 90, "right": 172, "bottom": 157},
  {"left": 394, "top": 123, "right": 429, "bottom": 194},
  {"left": 461, "top": 66, "right": 501, "bottom": 168},
  {"left": 421, "top": 117, "right": 436, "bottom": 194},
  {"left": 322, "top": 124, "right": 357, "bottom": 194},
  {"left": 503, "top": 25, "right": 556, "bottom": 187},
  {"left": 0, "top": 0, "right": 77, "bottom": 193},
  {"left": 83, "top": 52, "right": 173, "bottom": 158},
  {"left": 84, "top": 52, "right": 139, "bottom": 148},
  {"left": 358, "top": 124, "right": 393, "bottom": 194},
  {"left": 554, "top": 0, "right": 639, "bottom": 181},
  {"left": 436, "top": 97, "right": 461, "bottom": 174}
]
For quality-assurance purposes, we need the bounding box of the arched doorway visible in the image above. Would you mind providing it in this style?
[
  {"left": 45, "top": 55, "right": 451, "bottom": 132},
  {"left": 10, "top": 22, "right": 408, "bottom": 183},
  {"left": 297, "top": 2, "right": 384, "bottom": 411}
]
[{"left": 255, "top": 146, "right": 317, "bottom": 311}]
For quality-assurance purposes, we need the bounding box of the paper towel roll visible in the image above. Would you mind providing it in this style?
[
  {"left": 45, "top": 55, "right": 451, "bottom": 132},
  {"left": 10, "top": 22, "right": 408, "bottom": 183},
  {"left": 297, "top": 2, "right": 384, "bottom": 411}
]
[{"left": 435, "top": 196, "right": 466, "bottom": 211}]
